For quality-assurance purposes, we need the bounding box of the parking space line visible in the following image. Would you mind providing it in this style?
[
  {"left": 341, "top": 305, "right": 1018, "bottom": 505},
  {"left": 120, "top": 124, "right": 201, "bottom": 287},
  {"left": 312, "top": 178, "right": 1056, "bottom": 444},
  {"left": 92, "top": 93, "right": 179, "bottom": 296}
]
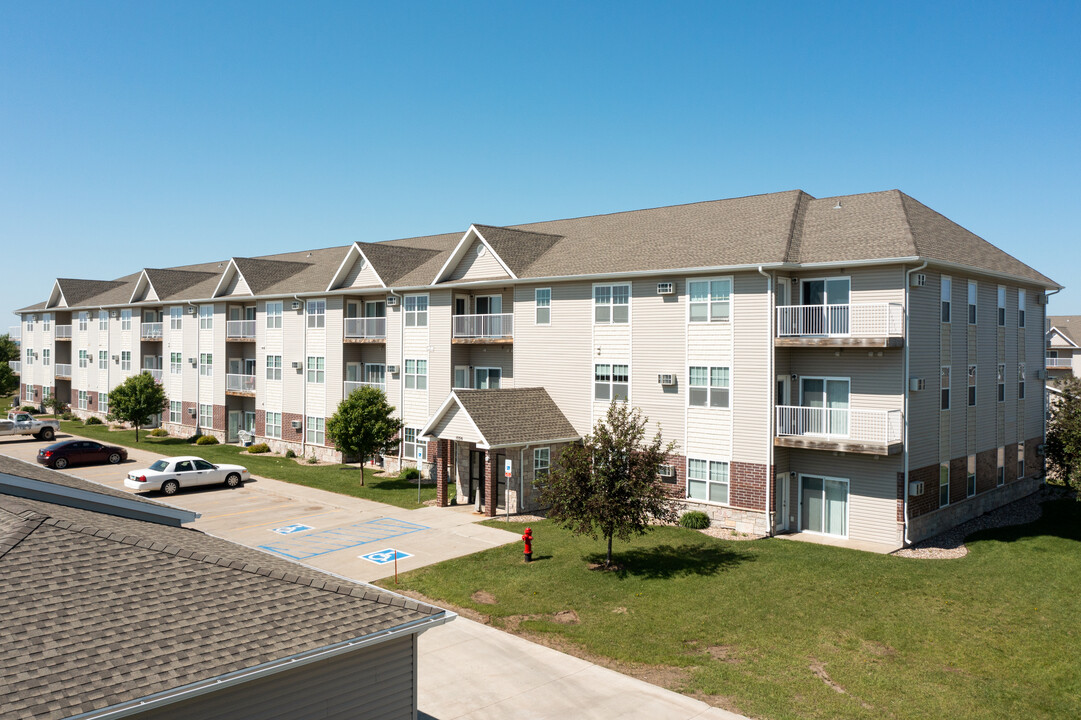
[
  {"left": 228, "top": 509, "right": 341, "bottom": 531},
  {"left": 258, "top": 517, "right": 429, "bottom": 560}
]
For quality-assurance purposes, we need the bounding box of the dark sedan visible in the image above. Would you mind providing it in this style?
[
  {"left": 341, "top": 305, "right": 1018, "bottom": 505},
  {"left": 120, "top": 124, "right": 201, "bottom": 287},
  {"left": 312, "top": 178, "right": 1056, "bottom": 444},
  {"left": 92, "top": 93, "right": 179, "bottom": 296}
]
[{"left": 37, "top": 440, "right": 128, "bottom": 469}]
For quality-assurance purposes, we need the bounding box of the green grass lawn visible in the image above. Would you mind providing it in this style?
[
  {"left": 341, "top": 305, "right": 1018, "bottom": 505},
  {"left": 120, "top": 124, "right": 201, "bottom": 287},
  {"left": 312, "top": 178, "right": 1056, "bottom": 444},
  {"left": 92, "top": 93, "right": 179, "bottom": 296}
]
[
  {"left": 381, "top": 501, "right": 1081, "bottom": 720},
  {"left": 57, "top": 421, "right": 443, "bottom": 509}
]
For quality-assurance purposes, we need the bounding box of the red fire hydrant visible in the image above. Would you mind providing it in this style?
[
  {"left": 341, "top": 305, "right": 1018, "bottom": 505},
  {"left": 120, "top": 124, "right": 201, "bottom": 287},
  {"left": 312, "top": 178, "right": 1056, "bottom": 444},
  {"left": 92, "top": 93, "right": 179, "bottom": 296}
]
[{"left": 522, "top": 527, "right": 533, "bottom": 563}]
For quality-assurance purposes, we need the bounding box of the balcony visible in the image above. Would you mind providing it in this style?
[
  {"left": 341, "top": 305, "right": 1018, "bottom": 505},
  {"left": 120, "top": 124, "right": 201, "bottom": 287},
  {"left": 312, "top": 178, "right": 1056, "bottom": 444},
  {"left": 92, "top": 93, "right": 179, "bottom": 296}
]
[
  {"left": 143, "top": 368, "right": 163, "bottom": 382},
  {"left": 775, "top": 405, "right": 903, "bottom": 455},
  {"left": 55, "top": 325, "right": 72, "bottom": 340},
  {"left": 8, "top": 361, "right": 20, "bottom": 374},
  {"left": 55, "top": 363, "right": 72, "bottom": 378},
  {"left": 453, "top": 313, "right": 514, "bottom": 343},
  {"left": 775, "top": 303, "right": 904, "bottom": 347},
  {"left": 344, "top": 317, "right": 387, "bottom": 342},
  {"left": 1047, "top": 357, "right": 1072, "bottom": 369},
  {"left": 8, "top": 326, "right": 20, "bottom": 340},
  {"left": 344, "top": 380, "right": 386, "bottom": 395},
  {"left": 140, "top": 322, "right": 163, "bottom": 340},
  {"left": 226, "top": 373, "right": 257, "bottom": 396},
  {"left": 226, "top": 320, "right": 257, "bottom": 340}
]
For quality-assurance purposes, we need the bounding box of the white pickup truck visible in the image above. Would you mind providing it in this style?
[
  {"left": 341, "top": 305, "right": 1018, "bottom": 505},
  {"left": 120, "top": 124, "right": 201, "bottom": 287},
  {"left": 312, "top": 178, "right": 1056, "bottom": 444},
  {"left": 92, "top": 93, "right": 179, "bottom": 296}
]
[{"left": 0, "top": 412, "right": 60, "bottom": 441}]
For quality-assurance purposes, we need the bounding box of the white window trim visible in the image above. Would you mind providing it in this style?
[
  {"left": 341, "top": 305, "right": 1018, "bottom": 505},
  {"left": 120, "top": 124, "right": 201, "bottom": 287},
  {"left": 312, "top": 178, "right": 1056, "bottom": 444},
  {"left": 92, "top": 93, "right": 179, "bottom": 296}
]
[
  {"left": 797, "top": 473, "right": 850, "bottom": 539},
  {"left": 535, "top": 288, "right": 551, "bottom": 326},
  {"left": 169, "top": 306, "right": 182, "bottom": 330},
  {"left": 199, "top": 353, "right": 212, "bottom": 377},
  {"left": 169, "top": 401, "right": 182, "bottom": 424},
  {"left": 266, "top": 355, "right": 282, "bottom": 381},
  {"left": 121, "top": 351, "right": 132, "bottom": 371},
  {"left": 306, "top": 356, "right": 325, "bottom": 384},
  {"left": 687, "top": 276, "right": 733, "bottom": 324},
  {"left": 265, "top": 410, "right": 282, "bottom": 440},
  {"left": 686, "top": 456, "right": 731, "bottom": 506},
  {"left": 967, "top": 280, "right": 977, "bottom": 325},
  {"left": 593, "top": 362, "right": 630, "bottom": 402},
  {"left": 198, "top": 305, "right": 213, "bottom": 330},
  {"left": 306, "top": 300, "right": 326, "bottom": 329},
  {"left": 306, "top": 416, "right": 325, "bottom": 445},
  {"left": 941, "top": 275, "right": 952, "bottom": 324},
  {"left": 967, "top": 455, "right": 977, "bottom": 498},
  {"left": 404, "top": 358, "right": 428, "bottom": 391},
  {"left": 453, "top": 365, "right": 470, "bottom": 390},
  {"left": 939, "top": 463, "right": 950, "bottom": 508},
  {"left": 1018, "top": 289, "right": 1027, "bottom": 328},
  {"left": 997, "top": 285, "right": 1006, "bottom": 327},
  {"left": 533, "top": 447, "right": 550, "bottom": 482},
  {"left": 967, "top": 365, "right": 977, "bottom": 407},
  {"left": 474, "top": 366, "right": 502, "bottom": 390},
  {"left": 198, "top": 403, "right": 213, "bottom": 429},
  {"left": 404, "top": 294, "right": 429, "bottom": 328},
  {"left": 687, "top": 365, "right": 731, "bottom": 409},
  {"left": 266, "top": 301, "right": 283, "bottom": 329},
  {"left": 403, "top": 427, "right": 425, "bottom": 460},
  {"left": 121, "top": 309, "right": 132, "bottom": 331},
  {"left": 941, "top": 366, "right": 951, "bottom": 411},
  {"left": 592, "top": 282, "right": 630, "bottom": 325}
]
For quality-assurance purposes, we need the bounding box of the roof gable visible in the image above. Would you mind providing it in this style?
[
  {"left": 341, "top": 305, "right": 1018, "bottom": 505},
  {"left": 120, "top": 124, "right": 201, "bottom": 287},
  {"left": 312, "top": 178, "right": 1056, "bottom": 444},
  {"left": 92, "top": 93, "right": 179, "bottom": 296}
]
[
  {"left": 144, "top": 268, "right": 220, "bottom": 300},
  {"left": 129, "top": 270, "right": 160, "bottom": 303},
  {"left": 327, "top": 243, "right": 386, "bottom": 291},
  {"left": 1048, "top": 327, "right": 1078, "bottom": 348},
  {"left": 421, "top": 388, "right": 580, "bottom": 448}
]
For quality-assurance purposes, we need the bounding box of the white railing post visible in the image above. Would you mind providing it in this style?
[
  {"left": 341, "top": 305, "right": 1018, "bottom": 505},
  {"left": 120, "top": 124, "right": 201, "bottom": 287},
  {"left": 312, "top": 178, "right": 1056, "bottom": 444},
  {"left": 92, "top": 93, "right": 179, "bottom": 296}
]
[
  {"left": 452, "top": 313, "right": 514, "bottom": 339},
  {"left": 776, "top": 303, "right": 905, "bottom": 338},
  {"left": 776, "top": 405, "right": 903, "bottom": 445}
]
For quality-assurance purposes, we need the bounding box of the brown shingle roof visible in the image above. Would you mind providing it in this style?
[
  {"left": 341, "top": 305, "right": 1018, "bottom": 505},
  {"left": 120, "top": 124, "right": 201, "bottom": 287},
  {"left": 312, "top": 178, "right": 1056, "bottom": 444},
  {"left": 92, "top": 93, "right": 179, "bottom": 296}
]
[
  {"left": 144, "top": 268, "right": 220, "bottom": 300},
  {"left": 472, "top": 225, "right": 563, "bottom": 277},
  {"left": 357, "top": 241, "right": 443, "bottom": 286},
  {"left": 1048, "top": 315, "right": 1081, "bottom": 345},
  {"left": 453, "top": 388, "right": 579, "bottom": 447},
  {"left": 55, "top": 278, "right": 130, "bottom": 306}
]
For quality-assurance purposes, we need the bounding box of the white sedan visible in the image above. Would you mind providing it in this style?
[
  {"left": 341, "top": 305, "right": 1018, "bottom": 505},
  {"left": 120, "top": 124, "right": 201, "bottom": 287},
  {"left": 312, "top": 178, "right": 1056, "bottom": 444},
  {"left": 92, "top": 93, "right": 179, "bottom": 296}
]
[{"left": 125, "top": 456, "right": 250, "bottom": 495}]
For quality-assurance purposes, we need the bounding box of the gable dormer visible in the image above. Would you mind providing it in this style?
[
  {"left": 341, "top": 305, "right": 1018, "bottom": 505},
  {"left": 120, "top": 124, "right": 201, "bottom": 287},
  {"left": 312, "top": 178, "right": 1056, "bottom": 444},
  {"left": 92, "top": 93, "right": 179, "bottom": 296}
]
[
  {"left": 327, "top": 243, "right": 386, "bottom": 291},
  {"left": 212, "top": 259, "right": 253, "bottom": 298},
  {"left": 433, "top": 224, "right": 561, "bottom": 285},
  {"left": 46, "top": 280, "right": 67, "bottom": 309},
  {"left": 129, "top": 270, "right": 160, "bottom": 304}
]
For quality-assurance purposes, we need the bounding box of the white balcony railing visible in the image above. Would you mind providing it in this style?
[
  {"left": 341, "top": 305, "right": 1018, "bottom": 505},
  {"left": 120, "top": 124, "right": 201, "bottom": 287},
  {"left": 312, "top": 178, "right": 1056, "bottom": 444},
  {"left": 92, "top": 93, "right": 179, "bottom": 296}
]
[
  {"left": 344, "top": 380, "right": 386, "bottom": 395},
  {"left": 55, "top": 325, "right": 72, "bottom": 338},
  {"left": 226, "top": 320, "right": 257, "bottom": 339},
  {"left": 453, "top": 313, "right": 514, "bottom": 339},
  {"left": 227, "top": 374, "right": 257, "bottom": 393},
  {"left": 8, "top": 326, "right": 20, "bottom": 340},
  {"left": 344, "top": 317, "right": 386, "bottom": 339},
  {"left": 776, "top": 405, "right": 902, "bottom": 445},
  {"left": 140, "top": 322, "right": 163, "bottom": 340},
  {"left": 8, "top": 361, "right": 20, "bottom": 373},
  {"left": 143, "top": 368, "right": 163, "bottom": 382},
  {"left": 55, "top": 363, "right": 72, "bottom": 377},
  {"left": 1046, "top": 357, "right": 1073, "bottom": 368},
  {"left": 776, "top": 303, "right": 904, "bottom": 338}
]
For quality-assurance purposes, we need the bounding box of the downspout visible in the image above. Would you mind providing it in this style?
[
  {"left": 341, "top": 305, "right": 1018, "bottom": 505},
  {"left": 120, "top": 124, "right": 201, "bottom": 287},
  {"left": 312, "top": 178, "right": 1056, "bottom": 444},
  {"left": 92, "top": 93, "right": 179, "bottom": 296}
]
[
  {"left": 295, "top": 295, "right": 306, "bottom": 458},
  {"left": 903, "top": 261, "right": 928, "bottom": 546},
  {"left": 388, "top": 288, "right": 404, "bottom": 469},
  {"left": 757, "top": 266, "right": 774, "bottom": 536}
]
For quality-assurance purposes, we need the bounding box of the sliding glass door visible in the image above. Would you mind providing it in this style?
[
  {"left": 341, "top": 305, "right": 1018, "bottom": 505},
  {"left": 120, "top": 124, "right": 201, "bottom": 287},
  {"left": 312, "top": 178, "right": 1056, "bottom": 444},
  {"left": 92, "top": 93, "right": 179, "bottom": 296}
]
[
  {"left": 800, "top": 378, "right": 850, "bottom": 436},
  {"left": 800, "top": 476, "right": 848, "bottom": 537}
]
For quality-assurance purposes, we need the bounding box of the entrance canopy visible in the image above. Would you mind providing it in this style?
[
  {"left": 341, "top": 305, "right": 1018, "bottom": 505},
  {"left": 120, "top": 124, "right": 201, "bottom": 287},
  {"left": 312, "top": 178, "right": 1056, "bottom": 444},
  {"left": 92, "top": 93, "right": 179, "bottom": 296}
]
[{"left": 419, "top": 388, "right": 580, "bottom": 450}]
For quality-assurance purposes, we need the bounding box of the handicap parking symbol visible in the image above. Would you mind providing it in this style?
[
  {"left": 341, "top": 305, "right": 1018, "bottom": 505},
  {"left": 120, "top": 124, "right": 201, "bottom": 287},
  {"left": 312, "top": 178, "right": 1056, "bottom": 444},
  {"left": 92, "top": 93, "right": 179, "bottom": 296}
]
[
  {"left": 271, "top": 523, "right": 314, "bottom": 535},
  {"left": 359, "top": 548, "right": 412, "bottom": 565}
]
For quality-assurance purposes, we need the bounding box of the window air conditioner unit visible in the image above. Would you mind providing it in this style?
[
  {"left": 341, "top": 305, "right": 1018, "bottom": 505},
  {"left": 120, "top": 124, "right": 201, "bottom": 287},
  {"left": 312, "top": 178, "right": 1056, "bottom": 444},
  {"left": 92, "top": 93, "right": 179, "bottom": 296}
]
[
  {"left": 1035, "top": 369, "right": 1046, "bottom": 380},
  {"left": 187, "top": 407, "right": 196, "bottom": 416},
  {"left": 188, "top": 357, "right": 197, "bottom": 366},
  {"left": 386, "top": 364, "right": 400, "bottom": 374},
  {"left": 1036, "top": 294, "right": 1047, "bottom": 305},
  {"left": 658, "top": 464, "right": 675, "bottom": 478},
  {"left": 112, "top": 355, "right": 120, "bottom": 362},
  {"left": 1037, "top": 443, "right": 1046, "bottom": 455},
  {"left": 186, "top": 306, "right": 196, "bottom": 315},
  {"left": 291, "top": 420, "right": 303, "bottom": 429},
  {"left": 657, "top": 373, "right": 676, "bottom": 386},
  {"left": 910, "top": 273, "right": 927, "bottom": 287},
  {"left": 291, "top": 300, "right": 302, "bottom": 310},
  {"left": 909, "top": 377, "right": 925, "bottom": 391},
  {"left": 656, "top": 282, "right": 674, "bottom": 295},
  {"left": 909, "top": 480, "right": 925, "bottom": 496},
  {"left": 291, "top": 361, "right": 302, "bottom": 369},
  {"left": 386, "top": 296, "right": 399, "bottom": 307}
]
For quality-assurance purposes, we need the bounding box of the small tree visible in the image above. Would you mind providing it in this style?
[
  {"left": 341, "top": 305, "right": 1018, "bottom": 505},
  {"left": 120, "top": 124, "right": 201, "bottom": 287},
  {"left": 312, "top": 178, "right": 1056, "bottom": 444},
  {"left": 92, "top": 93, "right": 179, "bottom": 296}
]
[
  {"left": 541, "top": 401, "right": 678, "bottom": 568},
  {"left": 0, "top": 334, "right": 19, "bottom": 398},
  {"left": 1046, "top": 376, "right": 1081, "bottom": 496},
  {"left": 107, "top": 372, "right": 168, "bottom": 442},
  {"left": 326, "top": 385, "right": 403, "bottom": 486}
]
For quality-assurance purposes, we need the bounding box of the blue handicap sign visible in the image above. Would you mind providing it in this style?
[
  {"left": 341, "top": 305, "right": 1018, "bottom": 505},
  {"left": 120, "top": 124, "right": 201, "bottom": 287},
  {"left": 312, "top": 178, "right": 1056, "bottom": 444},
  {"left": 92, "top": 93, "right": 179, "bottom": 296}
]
[
  {"left": 271, "top": 523, "right": 314, "bottom": 535},
  {"left": 359, "top": 548, "right": 412, "bottom": 565}
]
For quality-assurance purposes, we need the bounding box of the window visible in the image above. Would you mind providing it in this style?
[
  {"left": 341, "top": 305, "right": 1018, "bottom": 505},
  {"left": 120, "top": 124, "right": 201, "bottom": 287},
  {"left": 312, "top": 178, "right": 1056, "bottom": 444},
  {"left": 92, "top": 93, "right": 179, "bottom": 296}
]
[
  {"left": 404, "top": 295, "right": 428, "bottom": 327},
  {"left": 199, "top": 353, "right": 212, "bottom": 376},
  {"left": 121, "top": 309, "right": 132, "bottom": 331},
  {"left": 199, "top": 305, "right": 213, "bottom": 330},
  {"left": 403, "top": 427, "right": 425, "bottom": 460},
  {"left": 454, "top": 366, "right": 470, "bottom": 389},
  {"left": 1017, "top": 444, "right": 1025, "bottom": 479},
  {"left": 997, "top": 447, "right": 1005, "bottom": 487},
  {"left": 997, "top": 286, "right": 1006, "bottom": 326},
  {"left": 940, "top": 366, "right": 950, "bottom": 411},
  {"left": 42, "top": 349, "right": 50, "bottom": 366},
  {"left": 1018, "top": 363, "right": 1025, "bottom": 400},
  {"left": 997, "top": 364, "right": 1005, "bottom": 402},
  {"left": 689, "top": 366, "right": 730, "bottom": 408},
  {"left": 78, "top": 312, "right": 88, "bottom": 331},
  {"left": 306, "top": 416, "right": 325, "bottom": 444},
  {"left": 24, "top": 384, "right": 34, "bottom": 402},
  {"left": 43, "top": 314, "right": 51, "bottom": 331},
  {"left": 939, "top": 463, "right": 950, "bottom": 508},
  {"left": 475, "top": 367, "right": 501, "bottom": 390},
  {"left": 967, "top": 365, "right": 977, "bottom": 407},
  {"left": 170, "top": 352, "right": 182, "bottom": 374},
  {"left": 78, "top": 390, "right": 88, "bottom": 411},
  {"left": 687, "top": 458, "right": 729, "bottom": 504},
  {"left": 594, "top": 284, "right": 629, "bottom": 324},
  {"left": 121, "top": 351, "right": 131, "bottom": 371},
  {"left": 25, "top": 348, "right": 32, "bottom": 366},
  {"left": 689, "top": 279, "right": 731, "bottom": 323},
  {"left": 1017, "top": 289, "right": 1026, "bottom": 328},
  {"left": 967, "top": 281, "right": 977, "bottom": 325},
  {"left": 941, "top": 276, "right": 951, "bottom": 323},
  {"left": 199, "top": 403, "right": 213, "bottom": 428},
  {"left": 594, "top": 363, "right": 629, "bottom": 401},
  {"left": 99, "top": 311, "right": 108, "bottom": 331},
  {"left": 265, "top": 411, "right": 282, "bottom": 439},
  {"left": 536, "top": 288, "right": 551, "bottom": 325},
  {"left": 306, "top": 300, "right": 326, "bottom": 329},
  {"left": 967, "top": 455, "right": 976, "bottom": 498},
  {"left": 306, "top": 356, "right": 325, "bottom": 383},
  {"left": 25, "top": 316, "right": 33, "bottom": 332},
  {"left": 266, "top": 355, "right": 282, "bottom": 381},
  {"left": 42, "top": 386, "right": 52, "bottom": 402},
  {"left": 266, "top": 301, "right": 283, "bottom": 329},
  {"left": 79, "top": 350, "right": 88, "bottom": 369},
  {"left": 534, "top": 448, "right": 550, "bottom": 481},
  {"left": 98, "top": 350, "right": 107, "bottom": 370},
  {"left": 405, "top": 359, "right": 428, "bottom": 390},
  {"left": 169, "top": 401, "right": 181, "bottom": 424}
]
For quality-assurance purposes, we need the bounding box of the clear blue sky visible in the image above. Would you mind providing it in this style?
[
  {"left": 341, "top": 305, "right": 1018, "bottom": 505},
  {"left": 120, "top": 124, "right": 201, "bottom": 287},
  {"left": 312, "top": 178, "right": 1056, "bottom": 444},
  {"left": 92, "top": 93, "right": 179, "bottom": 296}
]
[{"left": 2, "top": 1, "right": 1079, "bottom": 326}]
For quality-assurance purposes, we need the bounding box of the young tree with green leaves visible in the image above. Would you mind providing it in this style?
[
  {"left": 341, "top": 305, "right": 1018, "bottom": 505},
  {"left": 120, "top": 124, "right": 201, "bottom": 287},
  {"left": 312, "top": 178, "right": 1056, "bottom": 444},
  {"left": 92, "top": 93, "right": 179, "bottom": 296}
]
[
  {"left": 0, "top": 334, "right": 19, "bottom": 398},
  {"left": 326, "top": 385, "right": 403, "bottom": 486},
  {"left": 106, "top": 372, "right": 168, "bottom": 442},
  {"left": 541, "top": 401, "right": 678, "bottom": 568},
  {"left": 1046, "top": 376, "right": 1081, "bottom": 496}
]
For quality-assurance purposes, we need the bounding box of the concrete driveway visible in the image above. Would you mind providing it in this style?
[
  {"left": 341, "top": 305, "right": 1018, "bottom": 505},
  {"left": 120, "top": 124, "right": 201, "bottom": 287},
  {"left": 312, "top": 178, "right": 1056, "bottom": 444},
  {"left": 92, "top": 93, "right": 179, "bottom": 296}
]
[{"left": 1, "top": 433, "right": 748, "bottom": 720}]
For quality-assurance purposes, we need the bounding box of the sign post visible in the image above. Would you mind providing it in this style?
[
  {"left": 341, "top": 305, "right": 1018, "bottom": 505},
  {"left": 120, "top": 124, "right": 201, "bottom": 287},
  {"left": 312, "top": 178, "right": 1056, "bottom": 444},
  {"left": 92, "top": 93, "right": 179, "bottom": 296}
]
[{"left": 504, "top": 459, "right": 512, "bottom": 520}]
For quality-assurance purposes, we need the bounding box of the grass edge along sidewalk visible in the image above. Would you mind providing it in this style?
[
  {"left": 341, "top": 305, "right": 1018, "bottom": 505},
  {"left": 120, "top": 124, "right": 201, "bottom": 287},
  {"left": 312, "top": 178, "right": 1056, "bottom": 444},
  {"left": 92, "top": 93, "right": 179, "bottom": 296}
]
[
  {"left": 55, "top": 421, "right": 439, "bottom": 509},
  {"left": 380, "top": 502, "right": 1081, "bottom": 720}
]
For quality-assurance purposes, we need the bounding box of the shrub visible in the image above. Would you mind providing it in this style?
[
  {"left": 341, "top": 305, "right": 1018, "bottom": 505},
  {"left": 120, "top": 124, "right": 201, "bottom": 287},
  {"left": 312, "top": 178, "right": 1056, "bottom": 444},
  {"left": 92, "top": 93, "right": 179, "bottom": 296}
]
[
  {"left": 247, "top": 443, "right": 270, "bottom": 454},
  {"left": 59, "top": 412, "right": 75, "bottom": 421},
  {"left": 285, "top": 449, "right": 297, "bottom": 459},
  {"left": 679, "top": 511, "right": 711, "bottom": 529},
  {"left": 148, "top": 428, "right": 169, "bottom": 437},
  {"left": 83, "top": 416, "right": 103, "bottom": 425},
  {"left": 195, "top": 434, "right": 219, "bottom": 446},
  {"left": 399, "top": 466, "right": 421, "bottom": 480},
  {"left": 20, "top": 405, "right": 37, "bottom": 412},
  {"left": 306, "top": 455, "right": 318, "bottom": 464}
]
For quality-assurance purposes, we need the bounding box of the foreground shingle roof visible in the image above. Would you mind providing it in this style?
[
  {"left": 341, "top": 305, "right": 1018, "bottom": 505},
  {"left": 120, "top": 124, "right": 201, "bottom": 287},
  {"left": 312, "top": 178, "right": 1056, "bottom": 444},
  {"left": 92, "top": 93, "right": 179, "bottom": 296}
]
[
  {"left": 0, "top": 466, "right": 445, "bottom": 720},
  {"left": 454, "top": 388, "right": 580, "bottom": 447}
]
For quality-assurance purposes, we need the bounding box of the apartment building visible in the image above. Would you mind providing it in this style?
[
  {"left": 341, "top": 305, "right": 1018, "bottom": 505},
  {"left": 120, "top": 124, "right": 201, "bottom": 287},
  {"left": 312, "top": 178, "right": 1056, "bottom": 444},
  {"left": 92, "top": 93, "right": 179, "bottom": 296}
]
[
  {"left": 1046, "top": 315, "right": 1080, "bottom": 379},
  {"left": 11, "top": 190, "right": 1059, "bottom": 550}
]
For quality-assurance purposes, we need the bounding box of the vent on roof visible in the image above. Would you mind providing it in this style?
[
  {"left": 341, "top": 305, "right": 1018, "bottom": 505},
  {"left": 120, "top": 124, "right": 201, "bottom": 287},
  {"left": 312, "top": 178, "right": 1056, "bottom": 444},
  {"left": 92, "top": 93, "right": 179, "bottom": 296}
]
[
  {"left": 657, "top": 282, "right": 674, "bottom": 295},
  {"left": 386, "top": 296, "right": 399, "bottom": 307},
  {"left": 910, "top": 273, "right": 927, "bottom": 287}
]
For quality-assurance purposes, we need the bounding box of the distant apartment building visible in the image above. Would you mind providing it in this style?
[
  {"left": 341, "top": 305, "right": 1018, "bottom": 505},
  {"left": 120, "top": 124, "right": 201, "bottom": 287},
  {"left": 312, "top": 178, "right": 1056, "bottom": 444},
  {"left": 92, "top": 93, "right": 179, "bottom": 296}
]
[
  {"left": 11, "top": 190, "right": 1060, "bottom": 550},
  {"left": 1046, "top": 315, "right": 1080, "bottom": 379}
]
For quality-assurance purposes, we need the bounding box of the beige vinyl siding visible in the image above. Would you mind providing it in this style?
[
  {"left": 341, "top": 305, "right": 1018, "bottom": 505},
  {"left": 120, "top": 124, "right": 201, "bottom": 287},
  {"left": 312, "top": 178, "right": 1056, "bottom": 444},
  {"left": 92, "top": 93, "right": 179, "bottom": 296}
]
[
  {"left": 630, "top": 278, "right": 684, "bottom": 443},
  {"left": 907, "top": 269, "right": 943, "bottom": 470},
  {"left": 384, "top": 298, "right": 403, "bottom": 422},
  {"left": 281, "top": 299, "right": 305, "bottom": 418},
  {"left": 447, "top": 238, "right": 512, "bottom": 282},
  {"left": 344, "top": 253, "right": 384, "bottom": 289},
  {"left": 428, "top": 290, "right": 452, "bottom": 414},
  {"left": 138, "top": 635, "right": 416, "bottom": 720},
  {"left": 260, "top": 300, "right": 283, "bottom": 414},
  {"left": 182, "top": 304, "right": 199, "bottom": 406},
  {"left": 220, "top": 268, "right": 252, "bottom": 297},
  {"left": 402, "top": 294, "right": 430, "bottom": 426},
  {"left": 211, "top": 303, "right": 226, "bottom": 406},
  {"left": 458, "top": 345, "right": 514, "bottom": 388},
  {"left": 1026, "top": 286, "right": 1045, "bottom": 441},
  {"left": 731, "top": 273, "right": 770, "bottom": 465},
  {"left": 304, "top": 299, "right": 328, "bottom": 419},
  {"left": 950, "top": 279, "right": 968, "bottom": 455},
  {"left": 324, "top": 296, "right": 344, "bottom": 413},
  {"left": 789, "top": 449, "right": 903, "bottom": 547},
  {"left": 431, "top": 402, "right": 483, "bottom": 443},
  {"left": 513, "top": 281, "right": 594, "bottom": 436},
  {"left": 788, "top": 266, "right": 905, "bottom": 306}
]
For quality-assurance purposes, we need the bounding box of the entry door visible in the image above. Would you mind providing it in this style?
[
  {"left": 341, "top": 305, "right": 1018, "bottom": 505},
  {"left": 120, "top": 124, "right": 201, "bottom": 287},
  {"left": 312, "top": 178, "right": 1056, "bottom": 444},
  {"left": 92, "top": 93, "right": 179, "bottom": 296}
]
[
  {"left": 365, "top": 301, "right": 386, "bottom": 318},
  {"left": 245, "top": 306, "right": 256, "bottom": 321},
  {"left": 364, "top": 364, "right": 385, "bottom": 386},
  {"left": 229, "top": 306, "right": 242, "bottom": 322},
  {"left": 800, "top": 378, "right": 849, "bottom": 436},
  {"left": 454, "top": 365, "right": 470, "bottom": 389},
  {"left": 227, "top": 411, "right": 241, "bottom": 442},
  {"left": 801, "top": 278, "right": 851, "bottom": 334},
  {"left": 346, "top": 362, "right": 362, "bottom": 382},
  {"left": 228, "top": 358, "right": 243, "bottom": 375},
  {"left": 800, "top": 476, "right": 848, "bottom": 537},
  {"left": 469, "top": 450, "right": 485, "bottom": 506},
  {"left": 775, "top": 473, "right": 790, "bottom": 533},
  {"left": 454, "top": 297, "right": 468, "bottom": 316}
]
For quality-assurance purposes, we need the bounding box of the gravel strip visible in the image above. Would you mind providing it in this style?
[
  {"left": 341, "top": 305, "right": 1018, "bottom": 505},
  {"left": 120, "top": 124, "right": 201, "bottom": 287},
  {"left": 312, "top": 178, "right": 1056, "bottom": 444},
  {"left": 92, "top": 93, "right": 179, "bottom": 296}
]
[{"left": 698, "top": 527, "right": 765, "bottom": 541}]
